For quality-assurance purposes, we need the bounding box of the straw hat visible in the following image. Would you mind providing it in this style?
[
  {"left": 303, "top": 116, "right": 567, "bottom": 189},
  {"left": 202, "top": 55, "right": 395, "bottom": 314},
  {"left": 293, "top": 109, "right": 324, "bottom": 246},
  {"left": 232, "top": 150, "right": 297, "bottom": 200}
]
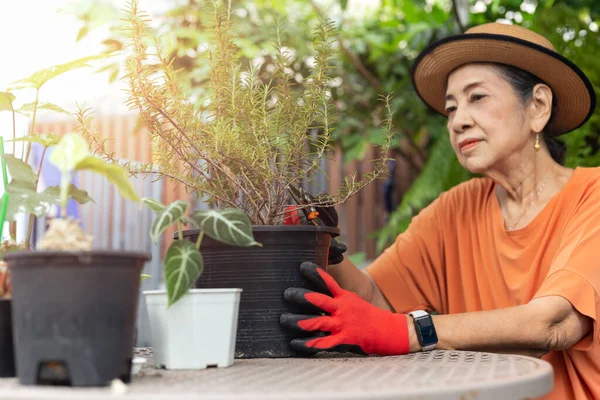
[{"left": 411, "top": 23, "right": 596, "bottom": 136}]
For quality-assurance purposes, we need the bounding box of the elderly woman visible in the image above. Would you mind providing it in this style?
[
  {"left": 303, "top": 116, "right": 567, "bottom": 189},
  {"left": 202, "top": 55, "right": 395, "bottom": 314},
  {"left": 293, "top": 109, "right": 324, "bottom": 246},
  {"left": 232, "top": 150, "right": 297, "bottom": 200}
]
[{"left": 281, "top": 23, "right": 599, "bottom": 399}]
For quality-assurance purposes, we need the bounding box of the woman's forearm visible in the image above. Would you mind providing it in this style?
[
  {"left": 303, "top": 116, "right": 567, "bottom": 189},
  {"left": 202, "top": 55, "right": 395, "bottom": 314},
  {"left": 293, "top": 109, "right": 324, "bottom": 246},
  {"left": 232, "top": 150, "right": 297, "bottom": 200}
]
[
  {"left": 407, "top": 296, "right": 592, "bottom": 357},
  {"left": 327, "top": 258, "right": 393, "bottom": 311},
  {"left": 326, "top": 258, "right": 371, "bottom": 299},
  {"left": 423, "top": 305, "right": 550, "bottom": 357}
]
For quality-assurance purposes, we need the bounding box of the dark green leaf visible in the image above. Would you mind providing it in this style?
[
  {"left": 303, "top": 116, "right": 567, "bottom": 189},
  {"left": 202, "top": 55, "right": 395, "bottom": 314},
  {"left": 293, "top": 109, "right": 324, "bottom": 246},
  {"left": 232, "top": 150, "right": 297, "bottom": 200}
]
[
  {"left": 143, "top": 197, "right": 193, "bottom": 225},
  {"left": 149, "top": 200, "right": 189, "bottom": 244},
  {"left": 164, "top": 240, "right": 203, "bottom": 306},
  {"left": 190, "top": 208, "right": 259, "bottom": 247},
  {"left": 142, "top": 197, "right": 165, "bottom": 214}
]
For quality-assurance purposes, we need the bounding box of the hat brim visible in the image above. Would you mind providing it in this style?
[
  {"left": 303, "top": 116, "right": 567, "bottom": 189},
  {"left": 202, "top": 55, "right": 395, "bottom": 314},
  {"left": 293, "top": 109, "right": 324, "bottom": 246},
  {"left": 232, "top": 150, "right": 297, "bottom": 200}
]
[{"left": 411, "top": 33, "right": 596, "bottom": 136}]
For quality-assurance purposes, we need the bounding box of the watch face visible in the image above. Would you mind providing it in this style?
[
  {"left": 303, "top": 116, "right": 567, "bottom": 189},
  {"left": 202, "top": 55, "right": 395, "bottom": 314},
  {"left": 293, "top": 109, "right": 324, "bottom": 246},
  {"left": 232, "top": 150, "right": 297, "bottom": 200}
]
[{"left": 416, "top": 316, "right": 438, "bottom": 347}]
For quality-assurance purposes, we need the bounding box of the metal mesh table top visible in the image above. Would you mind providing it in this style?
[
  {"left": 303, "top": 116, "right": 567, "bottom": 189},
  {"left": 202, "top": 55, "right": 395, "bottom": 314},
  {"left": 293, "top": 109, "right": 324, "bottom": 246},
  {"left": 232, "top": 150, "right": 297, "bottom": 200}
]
[{"left": 0, "top": 349, "right": 554, "bottom": 400}]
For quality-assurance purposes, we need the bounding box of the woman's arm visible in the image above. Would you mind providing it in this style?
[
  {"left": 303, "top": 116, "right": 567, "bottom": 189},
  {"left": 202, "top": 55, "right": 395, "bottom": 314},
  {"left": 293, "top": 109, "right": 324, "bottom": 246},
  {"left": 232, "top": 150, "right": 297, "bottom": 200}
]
[
  {"left": 408, "top": 295, "right": 593, "bottom": 357},
  {"left": 327, "top": 258, "right": 394, "bottom": 312}
]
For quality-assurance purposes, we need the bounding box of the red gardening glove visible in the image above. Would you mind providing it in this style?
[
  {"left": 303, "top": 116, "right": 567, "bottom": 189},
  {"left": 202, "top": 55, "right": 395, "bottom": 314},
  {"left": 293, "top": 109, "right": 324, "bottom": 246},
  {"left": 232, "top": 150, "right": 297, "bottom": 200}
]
[
  {"left": 283, "top": 205, "right": 302, "bottom": 225},
  {"left": 280, "top": 262, "right": 409, "bottom": 355}
]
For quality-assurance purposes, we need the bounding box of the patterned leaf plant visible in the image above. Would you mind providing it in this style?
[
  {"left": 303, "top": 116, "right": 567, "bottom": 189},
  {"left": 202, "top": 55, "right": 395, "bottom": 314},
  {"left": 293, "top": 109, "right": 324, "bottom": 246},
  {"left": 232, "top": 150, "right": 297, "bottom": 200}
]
[{"left": 143, "top": 197, "right": 260, "bottom": 306}]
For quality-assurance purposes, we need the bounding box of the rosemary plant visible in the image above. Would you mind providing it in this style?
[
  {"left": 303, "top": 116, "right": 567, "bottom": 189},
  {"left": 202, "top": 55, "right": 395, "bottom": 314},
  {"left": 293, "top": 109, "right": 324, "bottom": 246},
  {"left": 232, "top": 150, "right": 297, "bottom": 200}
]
[{"left": 85, "top": 0, "right": 394, "bottom": 225}]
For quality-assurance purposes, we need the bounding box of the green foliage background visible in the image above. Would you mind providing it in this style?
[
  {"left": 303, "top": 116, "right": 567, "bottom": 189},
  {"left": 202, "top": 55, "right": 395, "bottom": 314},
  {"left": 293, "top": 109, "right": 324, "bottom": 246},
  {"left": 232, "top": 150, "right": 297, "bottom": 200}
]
[{"left": 73, "top": 0, "right": 600, "bottom": 251}]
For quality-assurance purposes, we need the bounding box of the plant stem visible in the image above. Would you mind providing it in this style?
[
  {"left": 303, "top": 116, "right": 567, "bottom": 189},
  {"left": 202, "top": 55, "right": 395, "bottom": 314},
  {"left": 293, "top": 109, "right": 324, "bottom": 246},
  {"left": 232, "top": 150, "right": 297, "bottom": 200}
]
[
  {"left": 11, "top": 109, "right": 16, "bottom": 156},
  {"left": 195, "top": 231, "right": 204, "bottom": 249},
  {"left": 23, "top": 89, "right": 39, "bottom": 163},
  {"left": 8, "top": 108, "right": 16, "bottom": 242},
  {"left": 25, "top": 214, "right": 35, "bottom": 246},
  {"left": 177, "top": 221, "right": 183, "bottom": 241},
  {"left": 8, "top": 222, "right": 15, "bottom": 241},
  {"left": 25, "top": 145, "right": 48, "bottom": 246},
  {"left": 35, "top": 147, "right": 47, "bottom": 185},
  {"left": 22, "top": 89, "right": 40, "bottom": 246}
]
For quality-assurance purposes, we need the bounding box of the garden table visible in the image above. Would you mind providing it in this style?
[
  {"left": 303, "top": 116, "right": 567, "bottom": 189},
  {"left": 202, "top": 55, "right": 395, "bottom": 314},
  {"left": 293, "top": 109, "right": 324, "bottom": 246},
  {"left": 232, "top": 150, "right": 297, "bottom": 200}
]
[{"left": 0, "top": 349, "right": 553, "bottom": 400}]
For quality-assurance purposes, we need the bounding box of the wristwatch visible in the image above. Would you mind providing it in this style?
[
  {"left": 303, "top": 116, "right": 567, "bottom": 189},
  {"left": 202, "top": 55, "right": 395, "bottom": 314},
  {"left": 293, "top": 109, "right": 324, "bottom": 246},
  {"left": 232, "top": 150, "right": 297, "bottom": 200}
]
[{"left": 408, "top": 310, "right": 438, "bottom": 351}]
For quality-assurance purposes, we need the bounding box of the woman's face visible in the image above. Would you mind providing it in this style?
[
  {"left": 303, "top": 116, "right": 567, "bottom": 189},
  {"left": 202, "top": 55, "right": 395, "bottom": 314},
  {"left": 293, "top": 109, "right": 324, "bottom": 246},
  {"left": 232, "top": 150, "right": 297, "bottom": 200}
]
[{"left": 444, "top": 64, "right": 532, "bottom": 174}]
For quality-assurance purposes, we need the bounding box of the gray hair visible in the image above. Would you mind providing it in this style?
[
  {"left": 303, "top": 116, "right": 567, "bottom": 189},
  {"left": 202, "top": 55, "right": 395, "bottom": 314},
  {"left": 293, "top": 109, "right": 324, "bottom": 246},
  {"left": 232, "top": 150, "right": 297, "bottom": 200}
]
[{"left": 491, "top": 63, "right": 566, "bottom": 165}]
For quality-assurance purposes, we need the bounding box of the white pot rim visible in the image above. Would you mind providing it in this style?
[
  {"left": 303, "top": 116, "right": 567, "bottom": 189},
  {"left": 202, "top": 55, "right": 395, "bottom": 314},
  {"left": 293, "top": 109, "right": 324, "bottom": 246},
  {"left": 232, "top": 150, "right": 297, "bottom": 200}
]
[{"left": 143, "top": 288, "right": 242, "bottom": 296}]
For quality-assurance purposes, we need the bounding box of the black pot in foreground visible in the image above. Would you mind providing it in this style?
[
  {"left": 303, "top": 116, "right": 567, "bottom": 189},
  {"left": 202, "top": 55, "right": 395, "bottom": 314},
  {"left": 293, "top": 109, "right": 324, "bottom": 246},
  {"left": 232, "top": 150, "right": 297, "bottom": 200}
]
[
  {"left": 0, "top": 299, "right": 15, "bottom": 377},
  {"left": 181, "top": 225, "right": 339, "bottom": 359},
  {"left": 4, "top": 251, "right": 150, "bottom": 386}
]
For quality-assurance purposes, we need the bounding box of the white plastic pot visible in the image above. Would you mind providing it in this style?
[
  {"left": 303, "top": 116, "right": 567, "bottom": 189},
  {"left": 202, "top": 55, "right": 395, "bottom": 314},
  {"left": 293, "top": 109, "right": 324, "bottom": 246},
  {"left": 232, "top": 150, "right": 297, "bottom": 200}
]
[{"left": 144, "top": 288, "right": 242, "bottom": 369}]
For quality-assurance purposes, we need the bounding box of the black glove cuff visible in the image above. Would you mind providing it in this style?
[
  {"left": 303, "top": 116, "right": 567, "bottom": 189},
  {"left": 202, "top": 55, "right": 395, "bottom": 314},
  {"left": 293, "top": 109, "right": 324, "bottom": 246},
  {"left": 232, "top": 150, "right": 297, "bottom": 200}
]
[{"left": 328, "top": 239, "right": 347, "bottom": 265}]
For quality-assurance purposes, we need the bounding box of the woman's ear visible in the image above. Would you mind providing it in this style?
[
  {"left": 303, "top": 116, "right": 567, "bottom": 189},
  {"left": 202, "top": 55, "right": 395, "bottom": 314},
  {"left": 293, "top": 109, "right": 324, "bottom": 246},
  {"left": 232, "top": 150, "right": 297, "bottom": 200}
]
[{"left": 529, "top": 83, "right": 553, "bottom": 133}]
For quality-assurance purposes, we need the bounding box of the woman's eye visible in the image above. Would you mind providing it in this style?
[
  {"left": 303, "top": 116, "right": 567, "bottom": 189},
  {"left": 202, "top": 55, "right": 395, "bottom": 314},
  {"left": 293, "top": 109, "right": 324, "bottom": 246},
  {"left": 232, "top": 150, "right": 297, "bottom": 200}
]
[
  {"left": 445, "top": 105, "right": 456, "bottom": 113},
  {"left": 471, "top": 94, "right": 486, "bottom": 102}
]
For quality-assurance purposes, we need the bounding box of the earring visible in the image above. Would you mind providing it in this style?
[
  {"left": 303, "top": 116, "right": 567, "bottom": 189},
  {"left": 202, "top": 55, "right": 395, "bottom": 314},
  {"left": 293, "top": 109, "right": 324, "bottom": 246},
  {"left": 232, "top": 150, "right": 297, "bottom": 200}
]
[{"left": 534, "top": 133, "right": 541, "bottom": 152}]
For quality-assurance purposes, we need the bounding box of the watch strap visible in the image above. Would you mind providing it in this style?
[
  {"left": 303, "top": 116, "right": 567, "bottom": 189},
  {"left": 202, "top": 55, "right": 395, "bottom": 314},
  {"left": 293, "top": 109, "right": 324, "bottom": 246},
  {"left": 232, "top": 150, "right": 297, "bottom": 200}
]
[{"left": 408, "top": 310, "right": 429, "bottom": 319}]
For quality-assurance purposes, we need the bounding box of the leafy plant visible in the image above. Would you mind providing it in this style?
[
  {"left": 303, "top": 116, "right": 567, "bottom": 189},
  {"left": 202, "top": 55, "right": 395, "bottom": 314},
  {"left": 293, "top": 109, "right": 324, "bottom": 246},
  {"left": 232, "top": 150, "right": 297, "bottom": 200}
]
[
  {"left": 0, "top": 132, "right": 142, "bottom": 295},
  {"left": 83, "top": 0, "right": 394, "bottom": 225},
  {"left": 35, "top": 133, "right": 140, "bottom": 251},
  {"left": 142, "top": 197, "right": 260, "bottom": 306},
  {"left": 0, "top": 53, "right": 112, "bottom": 249}
]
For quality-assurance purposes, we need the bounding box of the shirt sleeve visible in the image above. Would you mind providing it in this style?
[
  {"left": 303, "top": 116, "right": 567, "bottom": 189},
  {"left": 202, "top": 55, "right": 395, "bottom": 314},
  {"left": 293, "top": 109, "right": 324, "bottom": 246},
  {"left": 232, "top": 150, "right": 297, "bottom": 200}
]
[
  {"left": 533, "top": 178, "right": 600, "bottom": 352},
  {"left": 365, "top": 194, "right": 448, "bottom": 314}
]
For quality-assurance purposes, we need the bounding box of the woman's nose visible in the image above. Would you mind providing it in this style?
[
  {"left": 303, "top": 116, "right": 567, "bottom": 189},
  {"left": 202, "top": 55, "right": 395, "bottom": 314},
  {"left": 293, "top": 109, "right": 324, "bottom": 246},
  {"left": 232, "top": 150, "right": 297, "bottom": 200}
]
[{"left": 450, "top": 106, "right": 474, "bottom": 133}]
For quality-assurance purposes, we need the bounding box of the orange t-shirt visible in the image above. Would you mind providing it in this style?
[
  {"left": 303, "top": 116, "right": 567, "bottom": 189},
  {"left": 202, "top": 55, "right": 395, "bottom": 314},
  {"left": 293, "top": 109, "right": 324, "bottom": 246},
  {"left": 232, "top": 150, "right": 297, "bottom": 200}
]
[{"left": 366, "top": 166, "right": 600, "bottom": 400}]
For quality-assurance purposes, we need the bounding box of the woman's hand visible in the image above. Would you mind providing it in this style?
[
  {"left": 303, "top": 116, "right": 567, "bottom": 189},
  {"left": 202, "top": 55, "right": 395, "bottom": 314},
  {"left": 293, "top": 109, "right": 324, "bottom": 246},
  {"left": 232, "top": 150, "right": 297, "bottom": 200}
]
[
  {"left": 280, "top": 262, "right": 409, "bottom": 355},
  {"left": 312, "top": 199, "right": 347, "bottom": 265}
]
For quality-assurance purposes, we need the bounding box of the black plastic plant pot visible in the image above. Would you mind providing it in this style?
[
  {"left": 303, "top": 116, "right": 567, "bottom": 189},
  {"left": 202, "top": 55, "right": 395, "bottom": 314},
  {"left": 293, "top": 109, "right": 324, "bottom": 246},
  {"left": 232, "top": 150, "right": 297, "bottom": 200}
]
[
  {"left": 181, "top": 225, "right": 339, "bottom": 359},
  {"left": 3, "top": 251, "right": 150, "bottom": 387},
  {"left": 0, "top": 299, "right": 15, "bottom": 377}
]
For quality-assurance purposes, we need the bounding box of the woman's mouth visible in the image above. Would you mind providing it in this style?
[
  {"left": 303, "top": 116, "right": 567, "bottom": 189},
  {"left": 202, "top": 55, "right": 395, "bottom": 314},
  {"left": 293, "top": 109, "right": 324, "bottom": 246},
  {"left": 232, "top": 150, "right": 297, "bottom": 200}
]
[{"left": 458, "top": 139, "right": 481, "bottom": 152}]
